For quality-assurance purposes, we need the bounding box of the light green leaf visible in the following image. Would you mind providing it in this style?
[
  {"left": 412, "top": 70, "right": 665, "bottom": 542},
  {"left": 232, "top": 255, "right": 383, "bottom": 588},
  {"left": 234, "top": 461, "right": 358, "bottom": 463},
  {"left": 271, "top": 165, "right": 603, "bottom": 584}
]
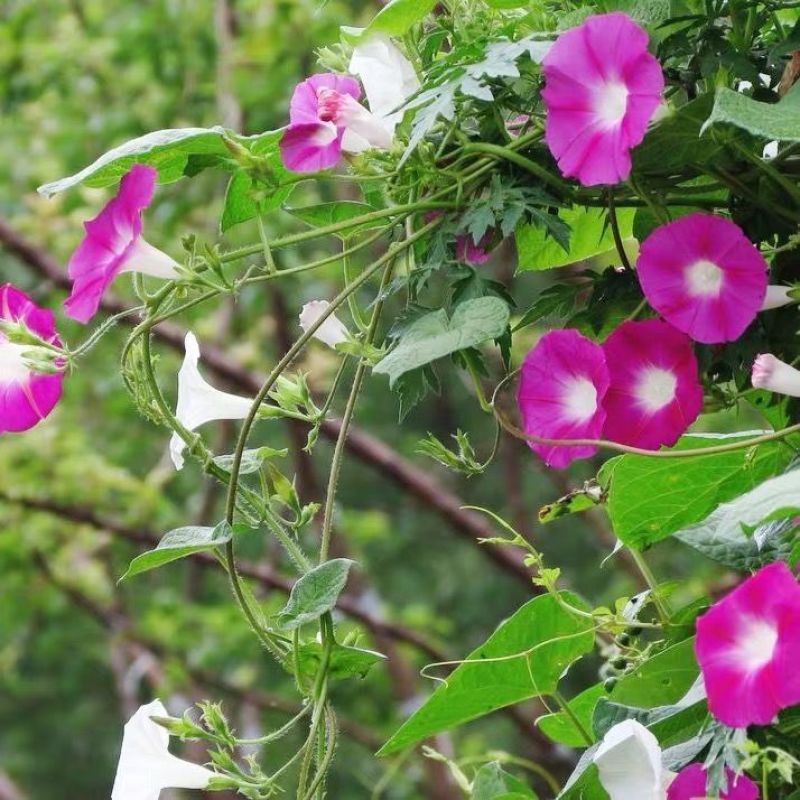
[
  {"left": 600, "top": 435, "right": 789, "bottom": 549},
  {"left": 674, "top": 468, "right": 799, "bottom": 569},
  {"left": 38, "top": 127, "right": 230, "bottom": 196},
  {"left": 472, "top": 762, "right": 537, "bottom": 799},
  {"left": 121, "top": 521, "right": 233, "bottom": 580},
  {"left": 515, "top": 206, "right": 635, "bottom": 272},
  {"left": 278, "top": 559, "right": 354, "bottom": 630},
  {"left": 374, "top": 298, "right": 510, "bottom": 386},
  {"left": 536, "top": 684, "right": 606, "bottom": 746},
  {"left": 213, "top": 447, "right": 287, "bottom": 476},
  {"left": 378, "top": 592, "right": 594, "bottom": 755},
  {"left": 702, "top": 86, "right": 800, "bottom": 142},
  {"left": 363, "top": 0, "right": 437, "bottom": 37},
  {"left": 295, "top": 641, "right": 386, "bottom": 680},
  {"left": 286, "top": 201, "right": 382, "bottom": 238},
  {"left": 220, "top": 130, "right": 293, "bottom": 231}
]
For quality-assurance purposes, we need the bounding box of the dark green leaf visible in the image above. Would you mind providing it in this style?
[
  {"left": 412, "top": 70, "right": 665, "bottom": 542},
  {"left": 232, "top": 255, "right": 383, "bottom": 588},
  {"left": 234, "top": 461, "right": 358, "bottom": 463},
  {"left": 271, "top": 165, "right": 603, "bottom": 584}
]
[
  {"left": 278, "top": 559, "right": 355, "bottom": 630},
  {"left": 537, "top": 684, "right": 605, "bottom": 746},
  {"left": 362, "top": 0, "right": 437, "bottom": 37},
  {"left": 295, "top": 642, "right": 386, "bottom": 680},
  {"left": 703, "top": 86, "right": 800, "bottom": 142},
  {"left": 374, "top": 297, "right": 510, "bottom": 386},
  {"left": 378, "top": 592, "right": 595, "bottom": 755},
  {"left": 121, "top": 521, "right": 233, "bottom": 580}
]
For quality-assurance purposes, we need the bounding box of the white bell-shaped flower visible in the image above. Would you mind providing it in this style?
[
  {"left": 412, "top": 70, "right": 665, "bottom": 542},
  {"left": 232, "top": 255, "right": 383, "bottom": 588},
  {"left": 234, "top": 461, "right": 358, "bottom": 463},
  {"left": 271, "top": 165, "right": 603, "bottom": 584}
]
[
  {"left": 111, "top": 700, "right": 213, "bottom": 800},
  {"left": 346, "top": 33, "right": 420, "bottom": 150},
  {"left": 170, "top": 332, "right": 253, "bottom": 469},
  {"left": 593, "top": 719, "right": 670, "bottom": 800},
  {"left": 298, "top": 301, "right": 350, "bottom": 349}
]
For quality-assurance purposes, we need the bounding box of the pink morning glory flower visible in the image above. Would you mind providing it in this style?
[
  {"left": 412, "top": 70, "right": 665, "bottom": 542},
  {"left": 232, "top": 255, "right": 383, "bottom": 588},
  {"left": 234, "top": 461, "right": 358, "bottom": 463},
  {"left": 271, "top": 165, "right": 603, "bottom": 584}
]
[
  {"left": 636, "top": 213, "right": 768, "bottom": 344},
  {"left": 667, "top": 763, "right": 757, "bottom": 800},
  {"left": 517, "top": 329, "right": 610, "bottom": 468},
  {"left": 279, "top": 73, "right": 394, "bottom": 173},
  {"left": 456, "top": 230, "right": 493, "bottom": 264},
  {"left": 0, "top": 284, "right": 64, "bottom": 434},
  {"left": 64, "top": 164, "right": 179, "bottom": 324},
  {"left": 752, "top": 353, "right": 800, "bottom": 397},
  {"left": 542, "top": 12, "right": 664, "bottom": 186},
  {"left": 695, "top": 561, "right": 800, "bottom": 727},
  {"left": 601, "top": 318, "right": 703, "bottom": 450}
]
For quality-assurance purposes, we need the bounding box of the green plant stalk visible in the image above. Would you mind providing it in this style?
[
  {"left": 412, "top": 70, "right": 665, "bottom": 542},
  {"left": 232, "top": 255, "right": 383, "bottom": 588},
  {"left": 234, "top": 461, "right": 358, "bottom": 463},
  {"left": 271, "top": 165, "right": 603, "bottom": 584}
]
[
  {"left": 551, "top": 688, "right": 594, "bottom": 746},
  {"left": 628, "top": 548, "right": 670, "bottom": 624}
]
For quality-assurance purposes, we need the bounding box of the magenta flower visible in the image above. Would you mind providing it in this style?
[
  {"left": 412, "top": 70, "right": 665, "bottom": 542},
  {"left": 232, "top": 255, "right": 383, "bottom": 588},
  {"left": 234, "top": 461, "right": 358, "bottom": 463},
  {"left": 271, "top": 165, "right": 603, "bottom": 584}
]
[
  {"left": 752, "top": 353, "right": 800, "bottom": 397},
  {"left": 455, "top": 231, "right": 493, "bottom": 264},
  {"left": 542, "top": 12, "right": 664, "bottom": 186},
  {"left": 279, "top": 73, "right": 393, "bottom": 172},
  {"left": 0, "top": 284, "right": 64, "bottom": 433},
  {"left": 667, "top": 764, "right": 757, "bottom": 800},
  {"left": 65, "top": 164, "right": 178, "bottom": 324},
  {"left": 601, "top": 319, "right": 703, "bottom": 450},
  {"left": 695, "top": 561, "right": 800, "bottom": 727},
  {"left": 636, "top": 213, "right": 768, "bottom": 344},
  {"left": 517, "top": 329, "right": 610, "bottom": 468}
]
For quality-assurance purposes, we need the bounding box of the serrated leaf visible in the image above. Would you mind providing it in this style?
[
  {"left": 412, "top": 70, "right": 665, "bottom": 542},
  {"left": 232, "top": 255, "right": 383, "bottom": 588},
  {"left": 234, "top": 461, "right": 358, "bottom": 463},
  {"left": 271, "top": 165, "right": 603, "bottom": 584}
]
[
  {"left": 601, "top": 435, "right": 789, "bottom": 549},
  {"left": 39, "top": 127, "right": 230, "bottom": 196},
  {"left": 702, "top": 85, "right": 800, "bottom": 142},
  {"left": 278, "top": 559, "right": 354, "bottom": 630},
  {"left": 378, "top": 592, "right": 594, "bottom": 755},
  {"left": 121, "top": 521, "right": 233, "bottom": 580},
  {"left": 515, "top": 206, "right": 634, "bottom": 272},
  {"left": 374, "top": 297, "right": 510, "bottom": 386},
  {"left": 472, "top": 762, "right": 537, "bottom": 799}
]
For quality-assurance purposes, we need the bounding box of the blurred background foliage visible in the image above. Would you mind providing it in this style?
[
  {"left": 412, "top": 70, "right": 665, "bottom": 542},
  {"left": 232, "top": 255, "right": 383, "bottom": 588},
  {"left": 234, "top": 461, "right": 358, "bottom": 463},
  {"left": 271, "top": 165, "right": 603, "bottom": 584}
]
[{"left": 0, "top": 2, "right": 718, "bottom": 798}]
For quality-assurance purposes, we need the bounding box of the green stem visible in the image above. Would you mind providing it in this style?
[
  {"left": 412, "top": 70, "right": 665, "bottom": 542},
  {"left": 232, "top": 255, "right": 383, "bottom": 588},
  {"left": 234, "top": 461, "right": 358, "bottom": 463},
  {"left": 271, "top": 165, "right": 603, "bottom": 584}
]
[
  {"left": 628, "top": 548, "right": 670, "bottom": 624},
  {"left": 608, "top": 189, "right": 632, "bottom": 270},
  {"left": 551, "top": 689, "right": 593, "bottom": 746}
]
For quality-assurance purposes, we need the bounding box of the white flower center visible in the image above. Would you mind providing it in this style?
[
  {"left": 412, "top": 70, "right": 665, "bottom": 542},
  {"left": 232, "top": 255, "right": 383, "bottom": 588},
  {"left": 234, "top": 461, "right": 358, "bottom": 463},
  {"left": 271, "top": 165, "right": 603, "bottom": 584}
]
[
  {"left": 0, "top": 336, "right": 31, "bottom": 385},
  {"left": 686, "top": 259, "right": 724, "bottom": 297},
  {"left": 636, "top": 367, "right": 677, "bottom": 412},
  {"left": 734, "top": 617, "right": 778, "bottom": 671},
  {"left": 595, "top": 81, "right": 629, "bottom": 126},
  {"left": 562, "top": 377, "right": 598, "bottom": 421}
]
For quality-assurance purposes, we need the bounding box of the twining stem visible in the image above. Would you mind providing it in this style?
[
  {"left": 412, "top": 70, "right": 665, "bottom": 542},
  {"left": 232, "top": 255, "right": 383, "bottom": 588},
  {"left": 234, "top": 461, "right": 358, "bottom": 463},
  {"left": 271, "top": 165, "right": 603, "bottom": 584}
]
[
  {"left": 628, "top": 547, "right": 670, "bottom": 624},
  {"left": 551, "top": 688, "right": 593, "bottom": 746},
  {"left": 608, "top": 189, "right": 632, "bottom": 270},
  {"left": 319, "top": 261, "right": 396, "bottom": 563},
  {"left": 494, "top": 404, "right": 800, "bottom": 459}
]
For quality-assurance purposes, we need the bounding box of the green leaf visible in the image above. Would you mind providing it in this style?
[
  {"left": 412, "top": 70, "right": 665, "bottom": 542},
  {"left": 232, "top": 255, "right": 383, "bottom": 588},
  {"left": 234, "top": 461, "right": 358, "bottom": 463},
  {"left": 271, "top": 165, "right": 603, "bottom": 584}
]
[
  {"left": 611, "top": 638, "right": 699, "bottom": 708},
  {"left": 286, "top": 201, "right": 381, "bottom": 238},
  {"left": 277, "top": 559, "right": 354, "bottom": 630},
  {"left": 220, "top": 130, "right": 293, "bottom": 231},
  {"left": 378, "top": 592, "right": 595, "bottom": 755},
  {"left": 38, "top": 127, "right": 231, "bottom": 196},
  {"left": 295, "top": 642, "right": 386, "bottom": 680},
  {"left": 633, "top": 94, "right": 723, "bottom": 174},
  {"left": 674, "top": 468, "right": 799, "bottom": 569},
  {"left": 362, "top": 0, "right": 437, "bottom": 37},
  {"left": 515, "top": 206, "right": 634, "bottom": 272},
  {"left": 121, "top": 521, "right": 233, "bottom": 580},
  {"left": 374, "top": 298, "right": 510, "bottom": 386},
  {"left": 702, "top": 86, "right": 800, "bottom": 142},
  {"left": 213, "top": 447, "right": 287, "bottom": 476},
  {"left": 536, "top": 684, "right": 606, "bottom": 746},
  {"left": 472, "top": 762, "right": 537, "bottom": 799},
  {"left": 600, "top": 435, "right": 789, "bottom": 549}
]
